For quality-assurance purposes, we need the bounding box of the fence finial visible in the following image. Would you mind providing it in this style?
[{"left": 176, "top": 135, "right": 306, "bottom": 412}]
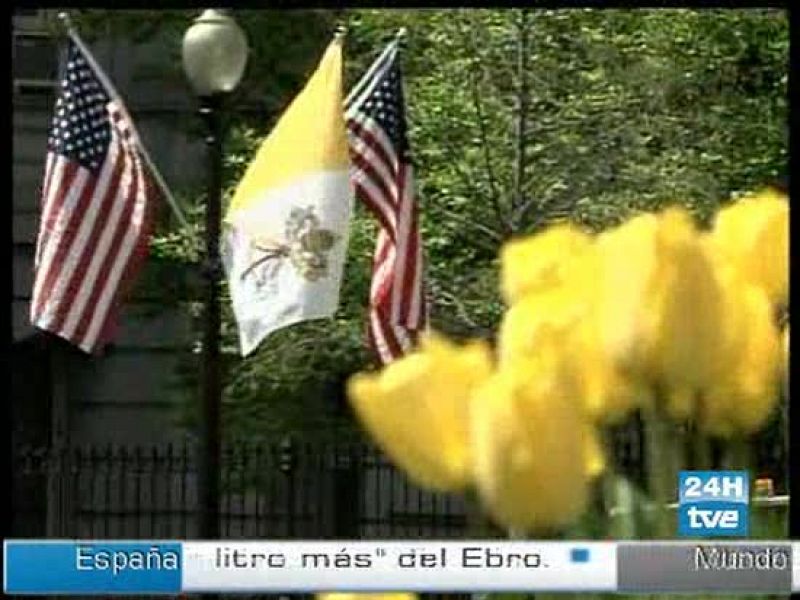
[{"left": 334, "top": 23, "right": 347, "bottom": 40}]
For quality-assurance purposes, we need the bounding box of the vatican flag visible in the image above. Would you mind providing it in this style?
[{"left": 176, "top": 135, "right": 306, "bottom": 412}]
[{"left": 222, "top": 36, "right": 353, "bottom": 356}]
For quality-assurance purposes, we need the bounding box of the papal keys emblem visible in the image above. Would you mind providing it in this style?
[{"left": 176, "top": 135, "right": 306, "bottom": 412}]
[{"left": 240, "top": 206, "right": 339, "bottom": 286}]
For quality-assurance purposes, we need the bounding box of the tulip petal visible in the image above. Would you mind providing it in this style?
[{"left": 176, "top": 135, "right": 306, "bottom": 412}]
[
  {"left": 347, "top": 333, "right": 493, "bottom": 491},
  {"left": 318, "top": 594, "right": 417, "bottom": 600},
  {"left": 699, "top": 275, "right": 782, "bottom": 436},
  {"left": 500, "top": 224, "right": 592, "bottom": 305},
  {"left": 710, "top": 188, "right": 788, "bottom": 307},
  {"left": 471, "top": 357, "right": 590, "bottom": 531}
]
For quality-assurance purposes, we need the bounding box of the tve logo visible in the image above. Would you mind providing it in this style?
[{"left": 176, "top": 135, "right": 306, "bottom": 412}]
[{"left": 678, "top": 471, "right": 749, "bottom": 537}]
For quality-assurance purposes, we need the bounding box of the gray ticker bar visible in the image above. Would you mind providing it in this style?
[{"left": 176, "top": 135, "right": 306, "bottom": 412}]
[{"left": 618, "top": 543, "right": 792, "bottom": 593}]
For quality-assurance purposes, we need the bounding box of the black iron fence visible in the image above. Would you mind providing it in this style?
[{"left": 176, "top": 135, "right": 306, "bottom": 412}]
[
  {"left": 12, "top": 439, "right": 472, "bottom": 540},
  {"left": 11, "top": 440, "right": 477, "bottom": 600},
  {"left": 11, "top": 419, "right": 787, "bottom": 541},
  {"left": 8, "top": 423, "right": 788, "bottom": 600}
]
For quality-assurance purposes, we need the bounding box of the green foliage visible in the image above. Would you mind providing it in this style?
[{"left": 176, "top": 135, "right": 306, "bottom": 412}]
[{"left": 77, "top": 9, "right": 788, "bottom": 440}]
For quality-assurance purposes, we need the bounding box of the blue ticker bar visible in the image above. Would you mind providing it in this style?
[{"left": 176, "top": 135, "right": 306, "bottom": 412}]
[
  {"left": 4, "top": 541, "right": 182, "bottom": 594},
  {"left": 3, "top": 539, "right": 796, "bottom": 594}
]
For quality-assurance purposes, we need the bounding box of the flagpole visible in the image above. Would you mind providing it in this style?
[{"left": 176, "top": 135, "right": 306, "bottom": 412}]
[
  {"left": 57, "top": 12, "right": 189, "bottom": 229},
  {"left": 344, "top": 33, "right": 401, "bottom": 110}
]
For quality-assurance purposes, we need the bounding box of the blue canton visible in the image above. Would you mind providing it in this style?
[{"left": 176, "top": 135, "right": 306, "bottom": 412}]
[{"left": 48, "top": 42, "right": 112, "bottom": 173}]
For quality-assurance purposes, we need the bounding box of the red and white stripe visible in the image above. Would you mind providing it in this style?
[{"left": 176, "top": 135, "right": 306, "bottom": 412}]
[
  {"left": 346, "top": 45, "right": 426, "bottom": 365},
  {"left": 30, "top": 103, "right": 154, "bottom": 353}
]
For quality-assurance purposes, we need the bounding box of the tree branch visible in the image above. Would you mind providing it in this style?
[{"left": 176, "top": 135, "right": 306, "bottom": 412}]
[
  {"left": 512, "top": 9, "right": 531, "bottom": 229},
  {"left": 456, "top": 17, "right": 513, "bottom": 239},
  {"left": 426, "top": 275, "right": 485, "bottom": 333},
  {"left": 424, "top": 200, "right": 505, "bottom": 247},
  {"left": 519, "top": 186, "right": 581, "bottom": 233},
  {"left": 431, "top": 140, "right": 510, "bottom": 246},
  {"left": 512, "top": 194, "right": 540, "bottom": 228}
]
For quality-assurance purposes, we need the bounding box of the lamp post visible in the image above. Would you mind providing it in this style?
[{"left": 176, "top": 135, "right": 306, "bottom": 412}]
[{"left": 182, "top": 9, "right": 248, "bottom": 540}]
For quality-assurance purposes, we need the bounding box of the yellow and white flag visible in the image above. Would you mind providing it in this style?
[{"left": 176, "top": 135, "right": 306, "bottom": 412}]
[{"left": 223, "top": 37, "right": 352, "bottom": 356}]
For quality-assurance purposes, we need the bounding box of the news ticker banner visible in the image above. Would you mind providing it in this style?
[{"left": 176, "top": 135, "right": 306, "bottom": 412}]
[{"left": 4, "top": 540, "right": 800, "bottom": 594}]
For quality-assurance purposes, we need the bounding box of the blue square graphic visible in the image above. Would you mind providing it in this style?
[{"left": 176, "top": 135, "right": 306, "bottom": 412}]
[
  {"left": 678, "top": 471, "right": 749, "bottom": 537},
  {"left": 570, "top": 548, "right": 590, "bottom": 563}
]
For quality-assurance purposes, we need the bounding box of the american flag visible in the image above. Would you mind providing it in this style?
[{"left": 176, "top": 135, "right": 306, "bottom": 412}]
[
  {"left": 345, "top": 39, "right": 425, "bottom": 364},
  {"left": 30, "top": 39, "right": 155, "bottom": 353}
]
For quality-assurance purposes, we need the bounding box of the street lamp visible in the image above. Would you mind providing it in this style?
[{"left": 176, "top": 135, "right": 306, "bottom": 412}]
[{"left": 182, "top": 9, "right": 248, "bottom": 540}]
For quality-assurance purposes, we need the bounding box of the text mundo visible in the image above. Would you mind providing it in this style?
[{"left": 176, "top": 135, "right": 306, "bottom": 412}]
[
  {"left": 76, "top": 546, "right": 179, "bottom": 576},
  {"left": 693, "top": 546, "right": 789, "bottom": 571},
  {"left": 212, "top": 547, "right": 547, "bottom": 569}
]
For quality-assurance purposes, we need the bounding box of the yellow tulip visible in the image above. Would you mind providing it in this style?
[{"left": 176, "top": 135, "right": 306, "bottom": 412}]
[
  {"left": 583, "top": 422, "right": 607, "bottom": 479},
  {"left": 577, "top": 331, "right": 651, "bottom": 424},
  {"left": 591, "top": 212, "right": 662, "bottom": 380},
  {"left": 347, "top": 332, "right": 493, "bottom": 492},
  {"left": 709, "top": 188, "right": 788, "bottom": 307},
  {"left": 498, "top": 282, "right": 642, "bottom": 424},
  {"left": 497, "top": 284, "right": 587, "bottom": 363},
  {"left": 471, "top": 354, "right": 591, "bottom": 531},
  {"left": 647, "top": 208, "right": 726, "bottom": 418},
  {"left": 699, "top": 270, "right": 782, "bottom": 436},
  {"left": 591, "top": 208, "right": 734, "bottom": 419},
  {"left": 317, "top": 594, "right": 417, "bottom": 600},
  {"left": 500, "top": 223, "right": 592, "bottom": 305},
  {"left": 572, "top": 258, "right": 651, "bottom": 422}
]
